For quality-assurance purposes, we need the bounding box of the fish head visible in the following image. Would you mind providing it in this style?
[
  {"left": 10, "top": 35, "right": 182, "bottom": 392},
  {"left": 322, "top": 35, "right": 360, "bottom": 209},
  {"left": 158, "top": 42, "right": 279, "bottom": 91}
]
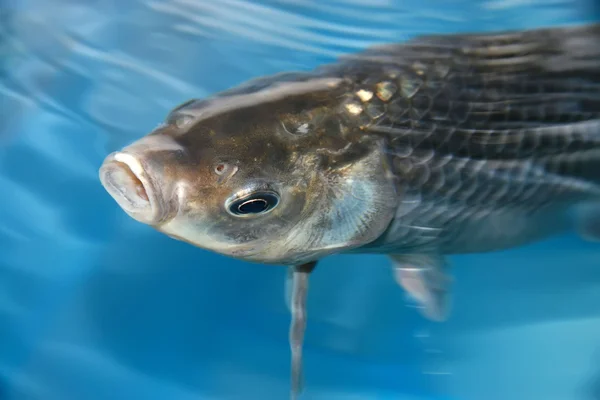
[{"left": 99, "top": 77, "right": 398, "bottom": 265}]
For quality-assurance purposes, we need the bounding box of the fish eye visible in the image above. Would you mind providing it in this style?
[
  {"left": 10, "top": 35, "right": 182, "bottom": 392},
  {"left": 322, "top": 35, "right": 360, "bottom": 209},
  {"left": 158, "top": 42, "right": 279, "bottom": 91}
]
[{"left": 226, "top": 191, "right": 280, "bottom": 217}]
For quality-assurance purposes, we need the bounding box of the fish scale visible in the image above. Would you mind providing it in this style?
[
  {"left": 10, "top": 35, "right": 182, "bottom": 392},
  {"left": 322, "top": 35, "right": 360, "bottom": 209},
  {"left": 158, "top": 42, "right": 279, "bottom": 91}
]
[{"left": 336, "top": 46, "right": 600, "bottom": 193}]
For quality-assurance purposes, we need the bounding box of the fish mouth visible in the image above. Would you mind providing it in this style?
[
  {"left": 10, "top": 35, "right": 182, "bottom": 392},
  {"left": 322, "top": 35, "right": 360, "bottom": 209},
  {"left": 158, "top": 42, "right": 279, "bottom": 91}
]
[{"left": 99, "top": 151, "right": 165, "bottom": 225}]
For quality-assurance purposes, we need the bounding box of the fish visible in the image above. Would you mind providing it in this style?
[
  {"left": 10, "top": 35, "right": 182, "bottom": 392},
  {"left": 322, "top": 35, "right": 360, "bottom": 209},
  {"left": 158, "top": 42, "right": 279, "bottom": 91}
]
[{"left": 99, "top": 22, "right": 600, "bottom": 399}]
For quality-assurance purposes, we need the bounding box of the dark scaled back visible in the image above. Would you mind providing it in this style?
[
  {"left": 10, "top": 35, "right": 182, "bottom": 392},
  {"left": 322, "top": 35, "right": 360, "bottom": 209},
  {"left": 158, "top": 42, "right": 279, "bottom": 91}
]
[{"left": 318, "top": 23, "right": 600, "bottom": 189}]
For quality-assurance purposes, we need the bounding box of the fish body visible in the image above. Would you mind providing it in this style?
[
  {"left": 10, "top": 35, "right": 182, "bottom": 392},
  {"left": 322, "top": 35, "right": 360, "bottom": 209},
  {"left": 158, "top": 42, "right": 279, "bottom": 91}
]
[{"left": 99, "top": 22, "right": 600, "bottom": 398}]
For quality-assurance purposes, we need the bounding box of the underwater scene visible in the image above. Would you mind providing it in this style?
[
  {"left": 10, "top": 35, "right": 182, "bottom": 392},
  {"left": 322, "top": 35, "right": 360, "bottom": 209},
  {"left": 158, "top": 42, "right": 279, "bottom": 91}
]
[{"left": 1, "top": 0, "right": 600, "bottom": 399}]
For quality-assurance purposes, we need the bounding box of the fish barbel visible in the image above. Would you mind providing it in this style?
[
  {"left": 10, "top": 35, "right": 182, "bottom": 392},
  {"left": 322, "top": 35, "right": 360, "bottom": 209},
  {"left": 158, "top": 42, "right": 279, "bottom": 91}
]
[{"left": 99, "top": 22, "right": 600, "bottom": 399}]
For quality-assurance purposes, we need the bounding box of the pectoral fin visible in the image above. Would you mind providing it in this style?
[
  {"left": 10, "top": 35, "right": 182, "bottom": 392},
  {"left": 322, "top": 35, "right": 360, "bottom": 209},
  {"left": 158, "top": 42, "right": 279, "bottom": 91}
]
[
  {"left": 285, "top": 267, "right": 293, "bottom": 311},
  {"left": 287, "top": 261, "right": 317, "bottom": 400},
  {"left": 389, "top": 254, "right": 451, "bottom": 321}
]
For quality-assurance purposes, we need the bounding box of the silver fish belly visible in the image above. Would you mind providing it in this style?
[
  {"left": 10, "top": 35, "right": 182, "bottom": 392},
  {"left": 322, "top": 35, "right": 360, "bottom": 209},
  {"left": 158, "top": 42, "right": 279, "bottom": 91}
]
[{"left": 99, "top": 22, "right": 600, "bottom": 400}]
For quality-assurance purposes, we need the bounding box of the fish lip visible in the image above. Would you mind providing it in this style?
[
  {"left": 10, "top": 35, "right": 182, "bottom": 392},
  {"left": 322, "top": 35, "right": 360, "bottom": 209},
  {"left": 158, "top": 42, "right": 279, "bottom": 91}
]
[{"left": 99, "top": 151, "right": 166, "bottom": 225}]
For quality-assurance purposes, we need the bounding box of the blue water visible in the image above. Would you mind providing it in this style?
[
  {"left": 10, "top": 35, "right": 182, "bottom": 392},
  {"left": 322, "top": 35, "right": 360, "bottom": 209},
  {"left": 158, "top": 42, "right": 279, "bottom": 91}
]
[{"left": 1, "top": 1, "right": 600, "bottom": 399}]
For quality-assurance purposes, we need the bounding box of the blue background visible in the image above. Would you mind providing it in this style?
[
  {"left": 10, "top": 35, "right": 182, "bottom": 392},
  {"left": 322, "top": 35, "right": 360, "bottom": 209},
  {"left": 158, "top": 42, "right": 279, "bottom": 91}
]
[{"left": 1, "top": 0, "right": 599, "bottom": 399}]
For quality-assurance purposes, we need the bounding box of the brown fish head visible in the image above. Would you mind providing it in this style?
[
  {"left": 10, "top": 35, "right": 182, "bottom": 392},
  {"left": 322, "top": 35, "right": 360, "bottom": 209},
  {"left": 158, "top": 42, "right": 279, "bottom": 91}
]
[{"left": 99, "top": 77, "right": 398, "bottom": 265}]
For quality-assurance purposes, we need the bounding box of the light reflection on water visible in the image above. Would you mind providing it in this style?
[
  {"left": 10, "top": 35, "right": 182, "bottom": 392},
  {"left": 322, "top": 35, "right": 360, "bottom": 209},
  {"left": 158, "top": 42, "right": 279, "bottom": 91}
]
[{"left": 0, "top": 0, "right": 599, "bottom": 399}]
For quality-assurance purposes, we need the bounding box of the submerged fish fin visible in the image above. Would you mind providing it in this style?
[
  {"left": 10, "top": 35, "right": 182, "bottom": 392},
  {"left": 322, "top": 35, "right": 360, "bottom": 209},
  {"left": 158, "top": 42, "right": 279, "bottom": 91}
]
[
  {"left": 288, "top": 261, "right": 317, "bottom": 400},
  {"left": 285, "top": 267, "right": 293, "bottom": 311},
  {"left": 576, "top": 203, "right": 600, "bottom": 243},
  {"left": 389, "top": 254, "right": 452, "bottom": 321}
]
